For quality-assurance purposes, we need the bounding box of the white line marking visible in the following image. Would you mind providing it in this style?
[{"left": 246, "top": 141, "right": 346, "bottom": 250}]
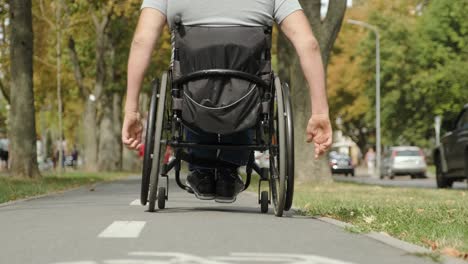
[
  {"left": 53, "top": 261, "right": 98, "bottom": 264},
  {"left": 130, "top": 199, "right": 141, "bottom": 206},
  {"left": 98, "top": 221, "right": 146, "bottom": 238}
]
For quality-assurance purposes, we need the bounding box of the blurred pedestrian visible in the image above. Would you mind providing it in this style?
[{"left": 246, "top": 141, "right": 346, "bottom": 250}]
[
  {"left": 0, "top": 136, "right": 9, "bottom": 171},
  {"left": 365, "top": 147, "right": 376, "bottom": 176},
  {"left": 71, "top": 145, "right": 79, "bottom": 168}
]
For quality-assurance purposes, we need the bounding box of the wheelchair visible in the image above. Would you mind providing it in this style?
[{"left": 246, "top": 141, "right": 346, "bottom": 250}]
[{"left": 141, "top": 18, "right": 295, "bottom": 217}]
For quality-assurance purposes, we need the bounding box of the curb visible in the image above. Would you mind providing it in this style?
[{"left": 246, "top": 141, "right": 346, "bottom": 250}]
[
  {"left": 316, "top": 216, "right": 467, "bottom": 264},
  {"left": 0, "top": 175, "right": 138, "bottom": 208},
  {"left": 0, "top": 182, "right": 102, "bottom": 208}
]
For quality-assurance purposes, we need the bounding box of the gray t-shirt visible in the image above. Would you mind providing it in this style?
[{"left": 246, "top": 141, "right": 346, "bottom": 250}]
[{"left": 141, "top": 0, "right": 302, "bottom": 28}]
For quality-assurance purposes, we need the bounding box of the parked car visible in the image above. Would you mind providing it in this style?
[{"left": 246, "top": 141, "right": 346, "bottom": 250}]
[
  {"left": 433, "top": 104, "right": 468, "bottom": 188},
  {"left": 329, "top": 152, "right": 355, "bottom": 176},
  {"left": 381, "top": 146, "right": 427, "bottom": 179}
]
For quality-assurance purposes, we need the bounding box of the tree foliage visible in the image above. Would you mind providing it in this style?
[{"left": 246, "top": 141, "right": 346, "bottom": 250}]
[{"left": 328, "top": 0, "right": 468, "bottom": 151}]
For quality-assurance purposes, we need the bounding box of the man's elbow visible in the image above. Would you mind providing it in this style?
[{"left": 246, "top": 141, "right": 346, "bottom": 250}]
[
  {"left": 305, "top": 37, "right": 320, "bottom": 53},
  {"left": 132, "top": 36, "right": 147, "bottom": 47},
  {"left": 296, "top": 36, "right": 320, "bottom": 54},
  {"left": 132, "top": 34, "right": 153, "bottom": 48}
]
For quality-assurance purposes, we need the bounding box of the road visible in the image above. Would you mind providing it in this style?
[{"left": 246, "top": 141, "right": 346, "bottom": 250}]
[
  {"left": 0, "top": 176, "right": 439, "bottom": 264},
  {"left": 333, "top": 169, "right": 467, "bottom": 190}
]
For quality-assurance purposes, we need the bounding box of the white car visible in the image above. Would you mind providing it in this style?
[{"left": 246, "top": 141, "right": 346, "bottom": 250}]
[{"left": 381, "top": 146, "right": 427, "bottom": 179}]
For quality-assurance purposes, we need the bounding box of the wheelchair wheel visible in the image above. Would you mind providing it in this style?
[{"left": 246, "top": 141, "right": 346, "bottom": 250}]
[
  {"left": 147, "top": 72, "right": 170, "bottom": 212},
  {"left": 282, "top": 83, "right": 295, "bottom": 211},
  {"left": 269, "top": 77, "right": 287, "bottom": 217},
  {"left": 157, "top": 187, "right": 166, "bottom": 209},
  {"left": 260, "top": 191, "right": 269, "bottom": 214},
  {"left": 141, "top": 79, "right": 159, "bottom": 205}
]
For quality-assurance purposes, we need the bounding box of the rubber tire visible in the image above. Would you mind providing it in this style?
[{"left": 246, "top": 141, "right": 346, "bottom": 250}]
[
  {"left": 270, "top": 77, "right": 287, "bottom": 217},
  {"left": 147, "top": 72, "right": 169, "bottom": 212},
  {"left": 158, "top": 187, "right": 166, "bottom": 210},
  {"left": 282, "top": 83, "right": 295, "bottom": 212},
  {"left": 435, "top": 154, "right": 453, "bottom": 189},
  {"left": 260, "top": 191, "right": 269, "bottom": 214},
  {"left": 141, "top": 80, "right": 159, "bottom": 206}
]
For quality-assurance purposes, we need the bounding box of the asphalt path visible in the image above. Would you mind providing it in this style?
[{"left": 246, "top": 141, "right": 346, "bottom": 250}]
[{"left": 0, "top": 175, "right": 440, "bottom": 264}]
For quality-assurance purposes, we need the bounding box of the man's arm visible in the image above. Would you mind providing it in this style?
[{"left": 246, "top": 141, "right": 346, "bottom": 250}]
[
  {"left": 122, "top": 9, "right": 166, "bottom": 150},
  {"left": 125, "top": 8, "right": 166, "bottom": 113},
  {"left": 279, "top": 11, "right": 332, "bottom": 158},
  {"left": 279, "top": 11, "right": 328, "bottom": 115}
]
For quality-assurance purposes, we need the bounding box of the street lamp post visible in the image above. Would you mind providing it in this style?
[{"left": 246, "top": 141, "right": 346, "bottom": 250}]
[{"left": 347, "top": 19, "right": 381, "bottom": 179}]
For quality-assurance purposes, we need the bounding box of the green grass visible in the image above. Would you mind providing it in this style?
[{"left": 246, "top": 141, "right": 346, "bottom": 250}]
[
  {"left": 293, "top": 182, "right": 468, "bottom": 254},
  {"left": 427, "top": 165, "right": 436, "bottom": 177},
  {"left": 0, "top": 171, "right": 129, "bottom": 204}
]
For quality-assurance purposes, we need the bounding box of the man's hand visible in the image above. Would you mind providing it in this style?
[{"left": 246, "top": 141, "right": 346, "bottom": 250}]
[
  {"left": 306, "top": 114, "right": 333, "bottom": 159},
  {"left": 122, "top": 111, "right": 143, "bottom": 150}
]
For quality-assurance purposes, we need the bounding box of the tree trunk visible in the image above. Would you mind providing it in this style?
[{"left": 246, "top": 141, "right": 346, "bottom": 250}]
[
  {"left": 83, "top": 100, "right": 98, "bottom": 171},
  {"left": 68, "top": 9, "right": 110, "bottom": 172},
  {"left": 8, "top": 0, "right": 40, "bottom": 178},
  {"left": 98, "top": 92, "right": 121, "bottom": 171},
  {"left": 56, "top": 0, "right": 64, "bottom": 176},
  {"left": 0, "top": 11, "right": 10, "bottom": 103},
  {"left": 113, "top": 93, "right": 123, "bottom": 170},
  {"left": 278, "top": 0, "right": 347, "bottom": 182}
]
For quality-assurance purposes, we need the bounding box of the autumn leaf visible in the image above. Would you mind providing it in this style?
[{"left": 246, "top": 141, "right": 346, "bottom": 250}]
[
  {"left": 441, "top": 248, "right": 461, "bottom": 258},
  {"left": 421, "top": 238, "right": 438, "bottom": 251}
]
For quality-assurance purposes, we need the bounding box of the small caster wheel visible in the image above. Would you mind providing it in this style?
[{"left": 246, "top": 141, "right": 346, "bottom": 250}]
[
  {"left": 158, "top": 187, "right": 166, "bottom": 209},
  {"left": 260, "top": 191, "right": 269, "bottom": 214}
]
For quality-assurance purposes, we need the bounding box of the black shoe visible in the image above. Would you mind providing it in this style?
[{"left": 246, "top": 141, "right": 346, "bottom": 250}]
[
  {"left": 186, "top": 169, "right": 215, "bottom": 200},
  {"left": 215, "top": 168, "right": 245, "bottom": 203}
]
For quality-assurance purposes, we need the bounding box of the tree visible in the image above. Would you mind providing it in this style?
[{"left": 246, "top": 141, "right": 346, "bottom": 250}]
[
  {"left": 278, "top": 0, "right": 347, "bottom": 181},
  {"left": 357, "top": 0, "right": 468, "bottom": 148},
  {"left": 8, "top": 0, "right": 40, "bottom": 178},
  {"left": 0, "top": 2, "right": 10, "bottom": 103},
  {"left": 67, "top": 1, "right": 114, "bottom": 171}
]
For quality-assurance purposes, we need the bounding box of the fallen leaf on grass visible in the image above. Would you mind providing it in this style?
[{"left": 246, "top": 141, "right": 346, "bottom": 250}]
[
  {"left": 422, "top": 238, "right": 438, "bottom": 250},
  {"left": 416, "top": 208, "right": 424, "bottom": 213},
  {"left": 441, "top": 247, "right": 461, "bottom": 258},
  {"left": 363, "top": 215, "right": 376, "bottom": 224}
]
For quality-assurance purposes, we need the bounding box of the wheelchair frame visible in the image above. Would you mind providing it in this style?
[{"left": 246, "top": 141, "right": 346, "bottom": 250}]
[{"left": 141, "top": 27, "right": 294, "bottom": 217}]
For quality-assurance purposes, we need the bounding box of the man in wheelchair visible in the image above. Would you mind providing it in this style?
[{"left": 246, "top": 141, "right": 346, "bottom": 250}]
[{"left": 122, "top": 0, "right": 332, "bottom": 206}]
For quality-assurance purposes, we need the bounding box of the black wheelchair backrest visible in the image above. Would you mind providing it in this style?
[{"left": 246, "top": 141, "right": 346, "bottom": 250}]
[{"left": 171, "top": 21, "right": 274, "bottom": 135}]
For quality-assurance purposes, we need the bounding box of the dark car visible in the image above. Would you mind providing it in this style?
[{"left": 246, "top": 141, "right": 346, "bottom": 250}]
[
  {"left": 433, "top": 104, "right": 468, "bottom": 188},
  {"left": 329, "top": 152, "right": 355, "bottom": 176}
]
